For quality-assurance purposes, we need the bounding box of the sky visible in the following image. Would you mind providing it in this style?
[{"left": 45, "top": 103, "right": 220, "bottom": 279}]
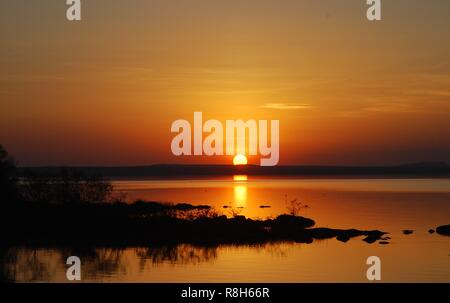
[{"left": 1, "top": 0, "right": 449, "bottom": 166}]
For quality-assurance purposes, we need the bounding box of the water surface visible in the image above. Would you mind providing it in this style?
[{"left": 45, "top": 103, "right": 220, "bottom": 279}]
[{"left": 3, "top": 177, "right": 450, "bottom": 282}]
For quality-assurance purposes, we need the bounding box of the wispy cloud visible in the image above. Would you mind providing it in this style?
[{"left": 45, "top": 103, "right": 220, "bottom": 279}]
[{"left": 261, "top": 103, "right": 312, "bottom": 110}]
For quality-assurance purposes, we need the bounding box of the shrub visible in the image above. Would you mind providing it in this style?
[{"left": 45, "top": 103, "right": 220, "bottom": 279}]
[{"left": 20, "top": 168, "right": 113, "bottom": 204}]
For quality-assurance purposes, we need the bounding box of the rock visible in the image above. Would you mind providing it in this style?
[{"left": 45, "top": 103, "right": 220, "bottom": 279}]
[
  {"left": 363, "top": 236, "right": 378, "bottom": 244},
  {"left": 436, "top": 224, "right": 450, "bottom": 236},
  {"left": 363, "top": 230, "right": 387, "bottom": 244},
  {"left": 307, "top": 228, "right": 340, "bottom": 240},
  {"left": 363, "top": 230, "right": 386, "bottom": 244},
  {"left": 336, "top": 234, "right": 350, "bottom": 243},
  {"left": 273, "top": 215, "right": 315, "bottom": 229},
  {"left": 231, "top": 215, "right": 247, "bottom": 222},
  {"left": 428, "top": 229, "right": 435, "bottom": 234},
  {"left": 294, "top": 234, "right": 314, "bottom": 244},
  {"left": 402, "top": 230, "right": 414, "bottom": 235},
  {"left": 306, "top": 228, "right": 386, "bottom": 244}
]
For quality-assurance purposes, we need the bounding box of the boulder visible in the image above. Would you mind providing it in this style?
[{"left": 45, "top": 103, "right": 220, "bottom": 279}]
[{"left": 436, "top": 224, "right": 450, "bottom": 236}]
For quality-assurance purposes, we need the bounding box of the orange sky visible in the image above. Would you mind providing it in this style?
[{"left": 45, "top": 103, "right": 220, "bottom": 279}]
[{"left": 1, "top": 0, "right": 449, "bottom": 166}]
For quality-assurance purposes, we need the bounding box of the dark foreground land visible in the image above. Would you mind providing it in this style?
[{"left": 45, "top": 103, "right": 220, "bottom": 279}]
[
  {"left": 0, "top": 144, "right": 391, "bottom": 247},
  {"left": 1, "top": 145, "right": 449, "bottom": 248},
  {"left": 0, "top": 200, "right": 389, "bottom": 247}
]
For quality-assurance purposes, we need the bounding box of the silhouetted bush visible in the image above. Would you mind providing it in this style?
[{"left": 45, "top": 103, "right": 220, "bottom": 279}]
[
  {"left": 0, "top": 145, "right": 18, "bottom": 203},
  {"left": 20, "top": 168, "right": 113, "bottom": 204}
]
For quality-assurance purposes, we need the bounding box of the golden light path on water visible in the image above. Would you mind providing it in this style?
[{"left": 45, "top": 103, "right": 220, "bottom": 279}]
[{"left": 233, "top": 175, "right": 248, "bottom": 208}]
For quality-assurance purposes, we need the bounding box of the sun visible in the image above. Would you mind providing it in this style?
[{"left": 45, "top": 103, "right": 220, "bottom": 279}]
[{"left": 233, "top": 154, "right": 248, "bottom": 165}]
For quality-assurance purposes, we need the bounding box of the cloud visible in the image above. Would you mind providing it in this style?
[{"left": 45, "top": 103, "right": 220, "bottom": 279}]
[{"left": 261, "top": 103, "right": 312, "bottom": 110}]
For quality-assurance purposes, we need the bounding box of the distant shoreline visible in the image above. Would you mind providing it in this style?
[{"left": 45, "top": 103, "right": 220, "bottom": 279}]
[{"left": 17, "top": 162, "right": 450, "bottom": 178}]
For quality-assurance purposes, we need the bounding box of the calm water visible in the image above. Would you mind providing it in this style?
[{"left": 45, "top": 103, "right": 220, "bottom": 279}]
[{"left": 3, "top": 177, "right": 450, "bottom": 282}]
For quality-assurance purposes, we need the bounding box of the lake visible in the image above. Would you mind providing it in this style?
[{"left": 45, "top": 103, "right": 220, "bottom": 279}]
[{"left": 2, "top": 177, "right": 450, "bottom": 282}]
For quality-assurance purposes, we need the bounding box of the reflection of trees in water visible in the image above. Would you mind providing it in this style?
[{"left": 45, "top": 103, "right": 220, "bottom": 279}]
[
  {"left": 256, "top": 242, "right": 291, "bottom": 258},
  {"left": 0, "top": 245, "right": 218, "bottom": 281},
  {"left": 0, "top": 247, "right": 16, "bottom": 282},
  {"left": 0, "top": 247, "right": 56, "bottom": 282},
  {"left": 218, "top": 242, "right": 291, "bottom": 258},
  {"left": 0, "top": 247, "right": 128, "bottom": 282},
  {"left": 60, "top": 247, "right": 128, "bottom": 279},
  {"left": 0, "top": 243, "right": 291, "bottom": 281},
  {"left": 135, "top": 244, "right": 218, "bottom": 268},
  {"left": 134, "top": 243, "right": 290, "bottom": 270}
]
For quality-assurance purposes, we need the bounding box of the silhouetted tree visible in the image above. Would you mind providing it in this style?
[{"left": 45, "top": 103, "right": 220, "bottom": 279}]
[
  {"left": 0, "top": 145, "right": 18, "bottom": 203},
  {"left": 285, "top": 197, "right": 309, "bottom": 216},
  {"left": 21, "top": 168, "right": 113, "bottom": 204}
]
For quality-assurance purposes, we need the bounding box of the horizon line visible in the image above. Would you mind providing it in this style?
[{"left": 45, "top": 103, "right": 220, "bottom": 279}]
[{"left": 17, "top": 161, "right": 449, "bottom": 169}]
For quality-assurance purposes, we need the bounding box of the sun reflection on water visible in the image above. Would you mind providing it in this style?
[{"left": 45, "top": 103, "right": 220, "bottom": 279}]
[{"left": 233, "top": 175, "right": 248, "bottom": 207}]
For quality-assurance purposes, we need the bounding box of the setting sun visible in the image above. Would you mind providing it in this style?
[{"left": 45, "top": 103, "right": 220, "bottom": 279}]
[{"left": 233, "top": 154, "right": 248, "bottom": 165}]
